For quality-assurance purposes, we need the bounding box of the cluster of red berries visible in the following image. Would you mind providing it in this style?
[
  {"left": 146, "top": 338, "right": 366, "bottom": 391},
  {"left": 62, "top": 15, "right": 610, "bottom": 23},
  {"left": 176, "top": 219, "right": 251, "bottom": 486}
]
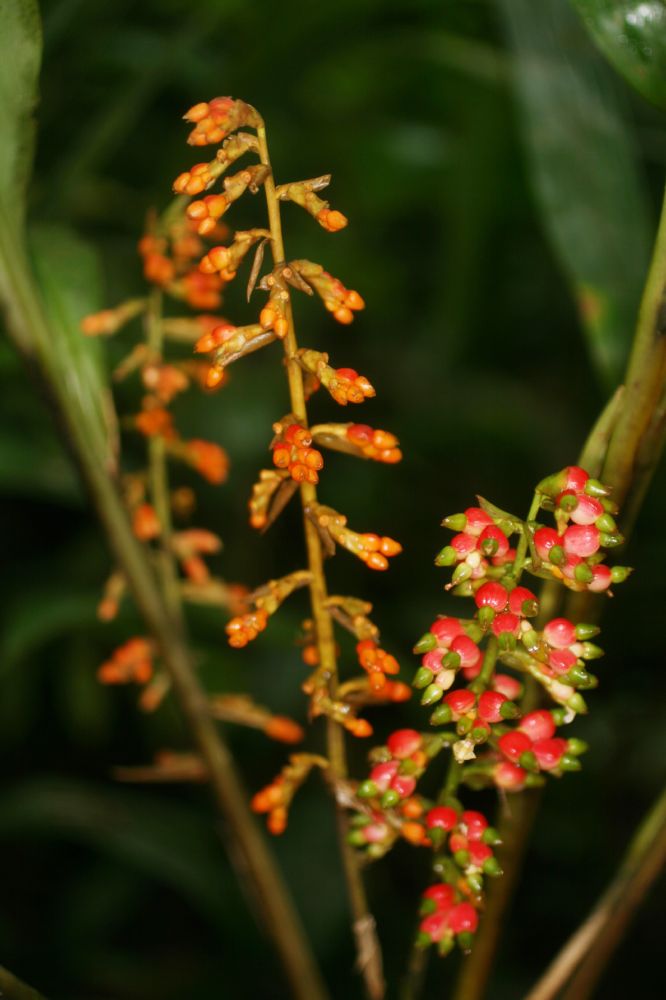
[
  {"left": 272, "top": 424, "right": 324, "bottom": 485},
  {"left": 412, "top": 617, "right": 482, "bottom": 697},
  {"left": 417, "top": 886, "right": 479, "bottom": 956},
  {"left": 534, "top": 466, "right": 629, "bottom": 592},
  {"left": 493, "top": 709, "right": 585, "bottom": 789},
  {"left": 341, "top": 467, "right": 631, "bottom": 961},
  {"left": 357, "top": 729, "right": 428, "bottom": 810},
  {"left": 436, "top": 506, "right": 514, "bottom": 586}
]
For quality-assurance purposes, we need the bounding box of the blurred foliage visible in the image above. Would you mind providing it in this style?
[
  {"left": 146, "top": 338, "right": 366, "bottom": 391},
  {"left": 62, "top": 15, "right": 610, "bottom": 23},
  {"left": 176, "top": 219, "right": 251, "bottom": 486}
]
[
  {"left": 572, "top": 0, "right": 666, "bottom": 109},
  {"left": 0, "top": 0, "right": 665, "bottom": 998}
]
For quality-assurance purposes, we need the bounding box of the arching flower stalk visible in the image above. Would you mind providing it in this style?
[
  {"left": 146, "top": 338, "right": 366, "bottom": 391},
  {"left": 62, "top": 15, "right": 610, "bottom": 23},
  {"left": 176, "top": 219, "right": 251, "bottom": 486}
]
[{"left": 169, "top": 95, "right": 409, "bottom": 999}]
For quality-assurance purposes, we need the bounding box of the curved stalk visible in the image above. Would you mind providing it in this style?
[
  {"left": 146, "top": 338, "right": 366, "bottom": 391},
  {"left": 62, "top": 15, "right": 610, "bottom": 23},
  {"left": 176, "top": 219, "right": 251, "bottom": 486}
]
[
  {"left": 0, "top": 964, "right": 47, "bottom": 1000},
  {"left": 524, "top": 783, "right": 666, "bottom": 1000},
  {"left": 145, "top": 287, "right": 185, "bottom": 629},
  {"left": 256, "top": 120, "right": 385, "bottom": 1000},
  {"left": 0, "top": 231, "right": 327, "bottom": 1000}
]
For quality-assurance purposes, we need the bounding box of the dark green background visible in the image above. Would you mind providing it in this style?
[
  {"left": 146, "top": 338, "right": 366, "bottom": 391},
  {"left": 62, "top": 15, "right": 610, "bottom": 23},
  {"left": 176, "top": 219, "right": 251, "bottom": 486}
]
[{"left": 1, "top": 0, "right": 665, "bottom": 997}]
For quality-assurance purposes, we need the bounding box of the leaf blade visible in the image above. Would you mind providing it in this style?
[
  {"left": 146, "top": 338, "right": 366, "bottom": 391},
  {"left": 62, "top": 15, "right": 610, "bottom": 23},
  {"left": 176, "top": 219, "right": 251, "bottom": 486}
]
[
  {"left": 499, "top": 0, "right": 652, "bottom": 386},
  {"left": 571, "top": 0, "right": 666, "bottom": 109}
]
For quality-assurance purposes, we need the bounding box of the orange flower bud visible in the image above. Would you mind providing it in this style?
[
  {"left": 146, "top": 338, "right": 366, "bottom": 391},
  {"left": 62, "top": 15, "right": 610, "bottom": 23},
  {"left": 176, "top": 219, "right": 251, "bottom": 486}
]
[
  {"left": 185, "top": 439, "right": 229, "bottom": 484},
  {"left": 317, "top": 208, "right": 348, "bottom": 232},
  {"left": 346, "top": 718, "right": 373, "bottom": 738},
  {"left": 132, "top": 503, "right": 160, "bottom": 541},
  {"left": 205, "top": 366, "right": 225, "bottom": 389},
  {"left": 80, "top": 309, "right": 118, "bottom": 336},
  {"left": 264, "top": 716, "right": 305, "bottom": 744},
  {"left": 333, "top": 306, "right": 354, "bottom": 325},
  {"left": 183, "top": 102, "right": 210, "bottom": 123},
  {"left": 363, "top": 552, "right": 389, "bottom": 571},
  {"left": 267, "top": 807, "right": 288, "bottom": 835},
  {"left": 135, "top": 408, "right": 174, "bottom": 438},
  {"left": 402, "top": 798, "right": 424, "bottom": 819},
  {"left": 301, "top": 644, "right": 319, "bottom": 667},
  {"left": 181, "top": 554, "right": 209, "bottom": 584},
  {"left": 402, "top": 822, "right": 427, "bottom": 845},
  {"left": 345, "top": 290, "right": 365, "bottom": 310}
]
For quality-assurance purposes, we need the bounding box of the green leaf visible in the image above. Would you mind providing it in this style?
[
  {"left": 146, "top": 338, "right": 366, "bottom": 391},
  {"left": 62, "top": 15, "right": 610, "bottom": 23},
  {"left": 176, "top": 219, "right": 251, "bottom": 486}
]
[
  {"left": 0, "top": 589, "right": 98, "bottom": 673},
  {"left": 570, "top": 1, "right": 666, "bottom": 109},
  {"left": 28, "top": 224, "right": 118, "bottom": 470},
  {"left": 499, "top": 0, "right": 651, "bottom": 386},
  {"left": 0, "top": 0, "right": 41, "bottom": 238},
  {"left": 0, "top": 778, "right": 235, "bottom": 930}
]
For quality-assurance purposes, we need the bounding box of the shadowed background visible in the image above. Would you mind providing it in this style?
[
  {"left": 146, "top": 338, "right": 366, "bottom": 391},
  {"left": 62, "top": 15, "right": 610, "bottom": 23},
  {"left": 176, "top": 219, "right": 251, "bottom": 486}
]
[{"left": 1, "top": 0, "right": 665, "bottom": 997}]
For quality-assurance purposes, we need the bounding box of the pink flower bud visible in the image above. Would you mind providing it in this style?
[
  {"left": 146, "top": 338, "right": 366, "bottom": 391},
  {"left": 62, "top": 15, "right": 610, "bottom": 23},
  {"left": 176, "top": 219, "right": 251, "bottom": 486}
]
[
  {"left": 563, "top": 524, "right": 600, "bottom": 558},
  {"left": 543, "top": 618, "right": 576, "bottom": 649},
  {"left": 387, "top": 729, "right": 422, "bottom": 759},
  {"left": 519, "top": 710, "right": 556, "bottom": 741}
]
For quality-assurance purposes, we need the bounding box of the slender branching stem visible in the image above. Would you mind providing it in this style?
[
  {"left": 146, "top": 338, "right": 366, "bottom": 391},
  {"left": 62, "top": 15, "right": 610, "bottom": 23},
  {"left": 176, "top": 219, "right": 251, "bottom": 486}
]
[
  {"left": 0, "top": 226, "right": 327, "bottom": 1000},
  {"left": 146, "top": 288, "right": 185, "bottom": 627},
  {"left": 256, "top": 120, "right": 386, "bottom": 1000},
  {"left": 524, "top": 783, "right": 666, "bottom": 1000},
  {"left": 0, "top": 963, "right": 48, "bottom": 1000}
]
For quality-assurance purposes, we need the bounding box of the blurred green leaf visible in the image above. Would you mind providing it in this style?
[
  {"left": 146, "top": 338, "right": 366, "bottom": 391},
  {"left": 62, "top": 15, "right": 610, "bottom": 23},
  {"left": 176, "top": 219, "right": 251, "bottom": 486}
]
[
  {"left": 0, "top": 778, "right": 234, "bottom": 929},
  {"left": 28, "top": 224, "right": 118, "bottom": 469},
  {"left": 570, "top": 0, "right": 666, "bottom": 109},
  {"left": 499, "top": 0, "right": 651, "bottom": 386},
  {"left": 0, "top": 589, "right": 98, "bottom": 673},
  {"left": 0, "top": 0, "right": 41, "bottom": 238}
]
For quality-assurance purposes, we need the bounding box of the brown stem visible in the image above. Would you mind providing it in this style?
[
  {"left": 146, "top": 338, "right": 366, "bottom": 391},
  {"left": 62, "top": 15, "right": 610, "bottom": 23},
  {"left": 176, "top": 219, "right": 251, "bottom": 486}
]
[
  {"left": 450, "top": 184, "right": 666, "bottom": 1000},
  {"left": 0, "top": 224, "right": 327, "bottom": 1000},
  {"left": 256, "top": 120, "right": 385, "bottom": 1000},
  {"left": 0, "top": 965, "right": 47, "bottom": 1000},
  {"left": 524, "top": 783, "right": 666, "bottom": 1000}
]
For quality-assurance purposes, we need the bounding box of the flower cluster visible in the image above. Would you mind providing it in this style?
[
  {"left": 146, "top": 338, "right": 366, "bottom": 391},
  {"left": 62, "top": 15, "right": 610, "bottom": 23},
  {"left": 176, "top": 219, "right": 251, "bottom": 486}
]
[
  {"left": 225, "top": 571, "right": 312, "bottom": 648},
  {"left": 356, "top": 639, "right": 400, "bottom": 692},
  {"left": 342, "top": 467, "right": 630, "bottom": 957},
  {"left": 97, "top": 637, "right": 155, "bottom": 686},
  {"left": 271, "top": 421, "right": 324, "bottom": 485},
  {"left": 296, "top": 350, "right": 376, "bottom": 405},
  {"left": 169, "top": 99, "right": 407, "bottom": 861},
  {"left": 251, "top": 754, "right": 328, "bottom": 835},
  {"left": 82, "top": 197, "right": 245, "bottom": 713}
]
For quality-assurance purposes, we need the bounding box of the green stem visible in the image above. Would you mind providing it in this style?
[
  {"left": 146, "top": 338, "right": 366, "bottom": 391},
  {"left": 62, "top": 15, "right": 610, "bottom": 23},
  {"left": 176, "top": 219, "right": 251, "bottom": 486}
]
[
  {"left": 477, "top": 635, "right": 499, "bottom": 688},
  {"left": 511, "top": 493, "right": 541, "bottom": 579},
  {"left": 524, "top": 783, "right": 666, "bottom": 1000},
  {"left": 145, "top": 288, "right": 185, "bottom": 628},
  {"left": 0, "top": 965, "right": 48, "bottom": 1000},
  {"left": 256, "top": 119, "right": 385, "bottom": 1000},
  {"left": 601, "top": 184, "right": 666, "bottom": 506},
  {"left": 0, "top": 224, "right": 327, "bottom": 1000}
]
